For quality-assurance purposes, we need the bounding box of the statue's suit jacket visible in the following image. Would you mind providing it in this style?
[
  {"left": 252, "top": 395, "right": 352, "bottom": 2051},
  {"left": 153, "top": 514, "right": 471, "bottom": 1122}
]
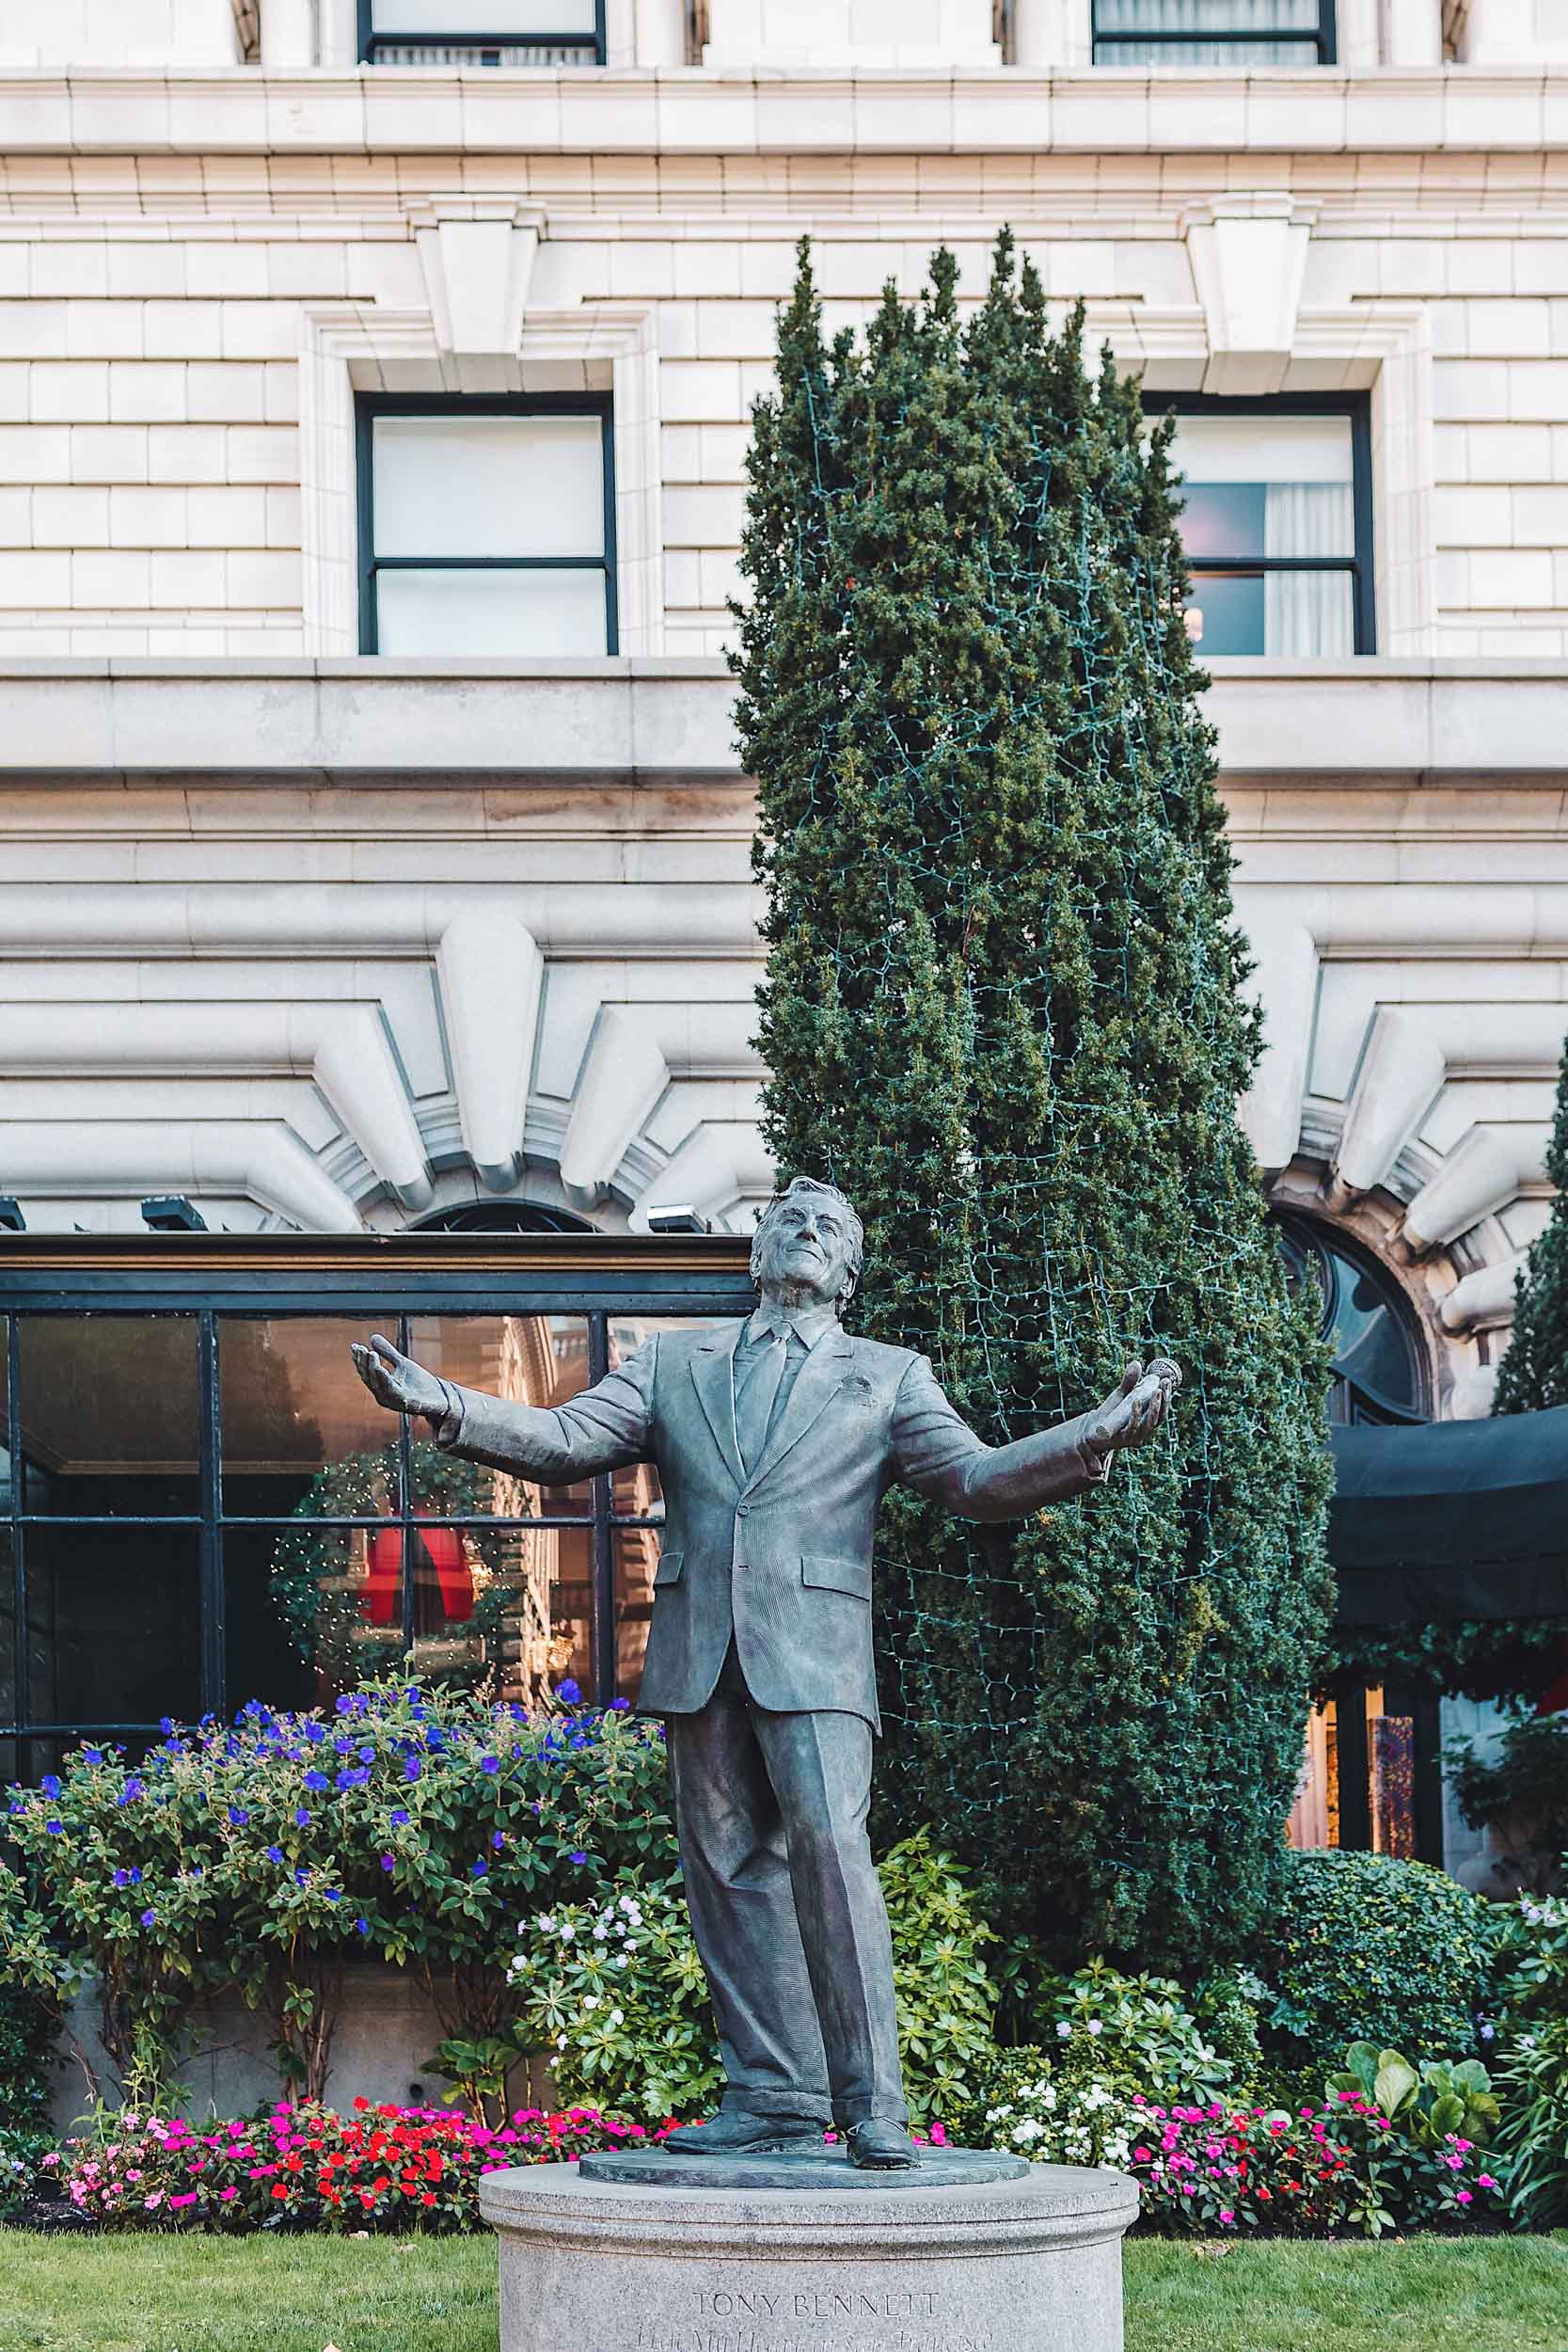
[{"left": 434, "top": 1320, "right": 1106, "bottom": 1731}]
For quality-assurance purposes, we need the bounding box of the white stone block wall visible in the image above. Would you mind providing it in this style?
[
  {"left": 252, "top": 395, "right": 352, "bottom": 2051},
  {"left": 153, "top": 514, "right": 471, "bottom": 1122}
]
[{"left": 0, "top": 0, "right": 245, "bottom": 70}]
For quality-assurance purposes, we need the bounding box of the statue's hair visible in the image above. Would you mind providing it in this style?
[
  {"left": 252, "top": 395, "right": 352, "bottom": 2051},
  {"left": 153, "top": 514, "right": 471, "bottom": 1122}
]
[{"left": 750, "top": 1176, "right": 864, "bottom": 1311}]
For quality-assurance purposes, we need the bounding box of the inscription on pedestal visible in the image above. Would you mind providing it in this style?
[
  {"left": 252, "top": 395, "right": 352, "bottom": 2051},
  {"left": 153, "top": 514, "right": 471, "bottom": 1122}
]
[{"left": 632, "top": 2285, "right": 997, "bottom": 2352}]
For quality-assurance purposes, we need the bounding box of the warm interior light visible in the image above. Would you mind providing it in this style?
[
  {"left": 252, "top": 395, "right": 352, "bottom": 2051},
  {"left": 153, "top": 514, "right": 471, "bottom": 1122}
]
[{"left": 1183, "top": 605, "right": 1204, "bottom": 643}]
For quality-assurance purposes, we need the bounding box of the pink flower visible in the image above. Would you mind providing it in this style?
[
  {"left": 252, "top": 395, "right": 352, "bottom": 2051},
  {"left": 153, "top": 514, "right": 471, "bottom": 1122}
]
[
  {"left": 1455, "top": 2189, "right": 1473, "bottom": 2205},
  {"left": 1479, "top": 2174, "right": 1499, "bottom": 2190},
  {"left": 1218, "top": 2209, "right": 1235, "bottom": 2225},
  {"left": 217, "top": 2187, "right": 239, "bottom": 2201}
]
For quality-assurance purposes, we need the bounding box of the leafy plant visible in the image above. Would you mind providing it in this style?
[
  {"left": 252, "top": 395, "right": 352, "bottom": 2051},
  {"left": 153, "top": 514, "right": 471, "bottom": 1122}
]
[
  {"left": 879, "top": 1831, "right": 1001, "bottom": 2125},
  {"left": 960, "top": 2048, "right": 1142, "bottom": 2170},
  {"left": 1031, "top": 1958, "right": 1236, "bottom": 2101},
  {"left": 1258, "top": 1851, "right": 1495, "bottom": 2074},
  {"left": 1489, "top": 1889, "right": 1568, "bottom": 2226},
  {"left": 1327, "top": 2042, "right": 1500, "bottom": 2153}
]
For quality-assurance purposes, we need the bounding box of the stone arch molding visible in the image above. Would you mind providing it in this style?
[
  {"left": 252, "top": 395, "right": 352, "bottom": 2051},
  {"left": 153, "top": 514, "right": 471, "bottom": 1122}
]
[{"left": 0, "top": 892, "right": 772, "bottom": 1237}]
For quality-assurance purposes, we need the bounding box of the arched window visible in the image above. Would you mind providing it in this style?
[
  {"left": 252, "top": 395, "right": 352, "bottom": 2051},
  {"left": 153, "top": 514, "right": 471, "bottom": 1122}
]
[
  {"left": 412, "top": 1202, "right": 595, "bottom": 1234},
  {"left": 1275, "top": 1215, "right": 1428, "bottom": 1427}
]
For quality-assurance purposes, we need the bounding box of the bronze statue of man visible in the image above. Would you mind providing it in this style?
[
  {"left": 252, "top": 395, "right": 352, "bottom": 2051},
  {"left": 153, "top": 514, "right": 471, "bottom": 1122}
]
[{"left": 353, "top": 1176, "right": 1179, "bottom": 2170}]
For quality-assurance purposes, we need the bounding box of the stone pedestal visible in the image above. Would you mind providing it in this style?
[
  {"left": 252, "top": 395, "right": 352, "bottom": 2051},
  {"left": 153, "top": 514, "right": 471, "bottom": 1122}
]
[{"left": 479, "top": 2151, "right": 1138, "bottom": 2352}]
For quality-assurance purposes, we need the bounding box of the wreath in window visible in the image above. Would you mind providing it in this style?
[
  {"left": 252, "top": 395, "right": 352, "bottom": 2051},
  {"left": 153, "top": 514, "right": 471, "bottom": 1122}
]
[{"left": 268, "top": 1439, "right": 527, "bottom": 1697}]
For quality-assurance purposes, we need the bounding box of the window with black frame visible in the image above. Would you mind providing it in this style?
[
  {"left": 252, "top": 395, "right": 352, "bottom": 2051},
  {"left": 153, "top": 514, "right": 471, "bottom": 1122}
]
[
  {"left": 356, "top": 394, "right": 617, "bottom": 658},
  {"left": 1275, "top": 1215, "right": 1427, "bottom": 1428},
  {"left": 357, "top": 0, "right": 606, "bottom": 66},
  {"left": 1153, "top": 396, "right": 1374, "bottom": 658},
  {"left": 1092, "top": 0, "right": 1334, "bottom": 63},
  {"left": 0, "top": 1242, "right": 752, "bottom": 1784}
]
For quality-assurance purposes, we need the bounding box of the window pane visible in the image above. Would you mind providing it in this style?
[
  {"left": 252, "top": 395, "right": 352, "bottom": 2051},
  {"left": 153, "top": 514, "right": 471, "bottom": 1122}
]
[
  {"left": 23, "top": 1525, "right": 200, "bottom": 1732},
  {"left": 229, "top": 1524, "right": 396, "bottom": 1716},
  {"left": 1095, "top": 0, "right": 1323, "bottom": 56},
  {"left": 0, "top": 1529, "right": 14, "bottom": 1732},
  {"left": 374, "top": 566, "right": 609, "bottom": 659},
  {"left": 1184, "top": 568, "right": 1354, "bottom": 658},
  {"left": 372, "top": 0, "right": 598, "bottom": 31},
  {"left": 614, "top": 1525, "right": 657, "bottom": 1708},
  {"left": 220, "top": 1318, "right": 402, "bottom": 1517},
  {"left": 608, "top": 1314, "right": 733, "bottom": 1525},
  {"left": 372, "top": 416, "right": 605, "bottom": 561},
  {"left": 1172, "top": 413, "right": 1354, "bottom": 554},
  {"left": 18, "top": 1317, "right": 199, "bottom": 1516},
  {"left": 412, "top": 1523, "right": 590, "bottom": 1705},
  {"left": 405, "top": 1317, "right": 593, "bottom": 1512}
]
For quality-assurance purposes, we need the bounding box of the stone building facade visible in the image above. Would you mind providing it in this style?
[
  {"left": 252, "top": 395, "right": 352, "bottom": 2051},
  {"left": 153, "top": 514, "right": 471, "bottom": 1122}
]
[{"left": 1, "top": 0, "right": 1566, "bottom": 1859}]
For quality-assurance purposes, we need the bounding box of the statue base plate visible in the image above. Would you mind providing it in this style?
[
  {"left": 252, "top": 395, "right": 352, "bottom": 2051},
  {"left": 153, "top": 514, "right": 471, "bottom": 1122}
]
[
  {"left": 579, "top": 2141, "right": 1030, "bottom": 2191},
  {"left": 480, "top": 2158, "right": 1138, "bottom": 2352}
]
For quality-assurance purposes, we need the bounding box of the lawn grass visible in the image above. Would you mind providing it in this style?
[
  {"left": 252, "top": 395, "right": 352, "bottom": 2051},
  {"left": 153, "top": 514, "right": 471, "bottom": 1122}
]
[{"left": 0, "top": 2230, "right": 1565, "bottom": 2352}]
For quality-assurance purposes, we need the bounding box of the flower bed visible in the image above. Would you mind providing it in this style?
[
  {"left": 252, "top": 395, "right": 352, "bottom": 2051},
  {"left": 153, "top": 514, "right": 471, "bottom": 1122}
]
[{"left": 43, "top": 2101, "right": 679, "bottom": 2234}]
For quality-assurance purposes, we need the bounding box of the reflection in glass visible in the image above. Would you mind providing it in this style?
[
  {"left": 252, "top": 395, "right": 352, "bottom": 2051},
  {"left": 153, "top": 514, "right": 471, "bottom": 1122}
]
[
  {"left": 23, "top": 1525, "right": 199, "bottom": 1730},
  {"left": 608, "top": 1314, "right": 729, "bottom": 1525},
  {"left": 1169, "top": 412, "right": 1356, "bottom": 657},
  {"left": 410, "top": 1523, "right": 589, "bottom": 1707},
  {"left": 613, "top": 1526, "right": 660, "bottom": 1708},
  {"left": 1371, "top": 1711, "right": 1417, "bottom": 1860},
  {"left": 19, "top": 1316, "right": 199, "bottom": 1516},
  {"left": 407, "top": 1317, "right": 593, "bottom": 1513},
  {"left": 219, "top": 1318, "right": 397, "bottom": 1516},
  {"left": 235, "top": 1525, "right": 384, "bottom": 1716}
]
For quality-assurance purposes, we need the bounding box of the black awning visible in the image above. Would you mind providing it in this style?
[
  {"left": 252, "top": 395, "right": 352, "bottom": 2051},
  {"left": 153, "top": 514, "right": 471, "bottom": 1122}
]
[{"left": 1330, "top": 1406, "right": 1568, "bottom": 1626}]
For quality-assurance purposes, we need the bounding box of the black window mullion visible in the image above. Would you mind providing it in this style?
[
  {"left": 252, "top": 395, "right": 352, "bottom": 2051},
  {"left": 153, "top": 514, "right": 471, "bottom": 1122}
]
[
  {"left": 7, "top": 1312, "right": 24, "bottom": 1767},
  {"left": 587, "top": 1311, "right": 614, "bottom": 1707},
  {"left": 399, "top": 1312, "right": 416, "bottom": 1663},
  {"left": 198, "top": 1311, "right": 224, "bottom": 1724}
]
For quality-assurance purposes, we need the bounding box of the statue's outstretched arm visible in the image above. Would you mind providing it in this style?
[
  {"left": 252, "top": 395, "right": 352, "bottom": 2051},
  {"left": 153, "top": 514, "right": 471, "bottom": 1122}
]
[
  {"left": 351, "top": 1331, "right": 657, "bottom": 1483},
  {"left": 892, "top": 1354, "right": 1180, "bottom": 1524}
]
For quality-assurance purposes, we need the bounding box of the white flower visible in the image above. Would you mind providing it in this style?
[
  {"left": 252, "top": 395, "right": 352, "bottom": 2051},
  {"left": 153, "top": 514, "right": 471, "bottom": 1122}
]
[
  {"left": 558, "top": 1921, "right": 576, "bottom": 1942},
  {"left": 609, "top": 2009, "right": 625, "bottom": 2027},
  {"left": 1055, "top": 2022, "right": 1071, "bottom": 2040},
  {"left": 613, "top": 1954, "right": 630, "bottom": 1969},
  {"left": 556, "top": 2034, "right": 568, "bottom": 2050},
  {"left": 593, "top": 1925, "right": 610, "bottom": 1942},
  {"left": 1085, "top": 2019, "right": 1103, "bottom": 2038},
  {"left": 537, "top": 1915, "right": 556, "bottom": 1935},
  {"left": 583, "top": 1994, "right": 601, "bottom": 2011}
]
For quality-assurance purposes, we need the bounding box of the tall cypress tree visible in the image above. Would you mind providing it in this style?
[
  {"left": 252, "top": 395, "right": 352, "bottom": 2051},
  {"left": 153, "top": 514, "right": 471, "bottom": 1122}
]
[
  {"left": 1494, "top": 1039, "right": 1568, "bottom": 1413},
  {"left": 734, "top": 238, "right": 1334, "bottom": 1970}
]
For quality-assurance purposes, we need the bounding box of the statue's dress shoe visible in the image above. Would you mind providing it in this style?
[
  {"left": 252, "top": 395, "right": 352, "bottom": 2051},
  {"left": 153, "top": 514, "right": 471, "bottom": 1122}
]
[
  {"left": 846, "top": 2120, "right": 918, "bottom": 2170},
  {"left": 672, "top": 2108, "right": 824, "bottom": 2156}
]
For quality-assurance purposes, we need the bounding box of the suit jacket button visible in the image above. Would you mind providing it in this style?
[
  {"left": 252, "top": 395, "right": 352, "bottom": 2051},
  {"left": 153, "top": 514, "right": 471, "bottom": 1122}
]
[{"left": 736, "top": 1502, "right": 750, "bottom": 1517}]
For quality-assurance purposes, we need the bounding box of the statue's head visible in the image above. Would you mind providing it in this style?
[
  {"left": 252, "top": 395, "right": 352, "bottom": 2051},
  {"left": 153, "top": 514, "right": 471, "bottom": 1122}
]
[{"left": 750, "top": 1176, "right": 863, "bottom": 1317}]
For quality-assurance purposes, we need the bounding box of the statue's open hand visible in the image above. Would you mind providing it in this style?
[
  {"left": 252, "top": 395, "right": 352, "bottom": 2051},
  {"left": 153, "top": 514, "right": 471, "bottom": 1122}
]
[
  {"left": 1079, "top": 1357, "right": 1182, "bottom": 1472},
  {"left": 350, "top": 1333, "right": 447, "bottom": 1422}
]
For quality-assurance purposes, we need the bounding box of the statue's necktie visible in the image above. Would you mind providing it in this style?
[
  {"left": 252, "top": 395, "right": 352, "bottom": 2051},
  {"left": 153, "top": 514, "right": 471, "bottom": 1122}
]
[{"left": 736, "top": 1327, "right": 790, "bottom": 1475}]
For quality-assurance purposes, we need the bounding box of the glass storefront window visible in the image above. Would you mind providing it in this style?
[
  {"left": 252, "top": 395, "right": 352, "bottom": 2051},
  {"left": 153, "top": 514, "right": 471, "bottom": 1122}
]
[{"left": 0, "top": 1245, "right": 752, "bottom": 1775}]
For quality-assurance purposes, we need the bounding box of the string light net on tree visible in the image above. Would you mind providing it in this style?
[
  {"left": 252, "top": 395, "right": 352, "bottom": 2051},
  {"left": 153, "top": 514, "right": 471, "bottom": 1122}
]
[{"left": 733, "top": 236, "right": 1334, "bottom": 1971}]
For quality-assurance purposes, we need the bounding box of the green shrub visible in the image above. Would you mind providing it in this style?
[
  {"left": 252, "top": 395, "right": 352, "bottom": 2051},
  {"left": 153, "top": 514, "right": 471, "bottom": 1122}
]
[
  {"left": 0, "top": 1948, "right": 62, "bottom": 2217},
  {"left": 956, "top": 2046, "right": 1142, "bottom": 2170},
  {"left": 506, "top": 1831, "right": 1000, "bottom": 2130},
  {"left": 1488, "top": 1891, "right": 1568, "bottom": 2226},
  {"left": 1258, "top": 1851, "right": 1495, "bottom": 2073}
]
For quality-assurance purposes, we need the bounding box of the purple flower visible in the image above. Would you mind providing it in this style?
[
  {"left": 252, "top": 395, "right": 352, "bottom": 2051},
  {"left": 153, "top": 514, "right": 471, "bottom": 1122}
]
[
  {"left": 264, "top": 1846, "right": 284, "bottom": 1865},
  {"left": 569, "top": 1850, "right": 588, "bottom": 1866},
  {"left": 304, "top": 1772, "right": 329, "bottom": 1792},
  {"left": 480, "top": 1756, "right": 500, "bottom": 1775},
  {"left": 333, "top": 1738, "right": 354, "bottom": 1756},
  {"left": 610, "top": 1698, "right": 630, "bottom": 1712},
  {"left": 491, "top": 1831, "right": 505, "bottom": 1850},
  {"left": 380, "top": 1854, "right": 395, "bottom": 1873},
  {"left": 84, "top": 1747, "right": 104, "bottom": 1762},
  {"left": 140, "top": 1908, "right": 156, "bottom": 1928},
  {"left": 404, "top": 1758, "right": 421, "bottom": 1783},
  {"left": 44, "top": 1820, "right": 62, "bottom": 1836},
  {"left": 556, "top": 1679, "right": 581, "bottom": 1705},
  {"left": 390, "top": 1808, "right": 409, "bottom": 1827},
  {"left": 357, "top": 1745, "right": 374, "bottom": 1763},
  {"left": 335, "top": 1695, "right": 355, "bottom": 1715},
  {"left": 471, "top": 1860, "right": 488, "bottom": 1878},
  {"left": 228, "top": 1807, "right": 249, "bottom": 1826},
  {"left": 293, "top": 1807, "right": 311, "bottom": 1828},
  {"left": 294, "top": 1868, "right": 309, "bottom": 1886},
  {"left": 324, "top": 1888, "right": 341, "bottom": 1903},
  {"left": 119, "top": 1778, "right": 144, "bottom": 1805},
  {"left": 40, "top": 1774, "right": 61, "bottom": 1797},
  {"left": 355, "top": 1916, "right": 371, "bottom": 1936}
]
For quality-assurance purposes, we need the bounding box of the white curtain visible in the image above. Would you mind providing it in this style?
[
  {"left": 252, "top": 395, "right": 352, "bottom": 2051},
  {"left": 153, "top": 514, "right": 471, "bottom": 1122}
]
[
  {"left": 1093, "top": 0, "right": 1321, "bottom": 62},
  {"left": 1264, "top": 483, "right": 1355, "bottom": 657}
]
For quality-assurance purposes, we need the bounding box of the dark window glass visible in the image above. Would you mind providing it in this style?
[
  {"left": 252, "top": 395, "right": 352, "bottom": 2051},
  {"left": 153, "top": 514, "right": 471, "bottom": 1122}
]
[
  {"left": 219, "top": 1317, "right": 397, "bottom": 1517},
  {"left": 228, "top": 1524, "right": 379, "bottom": 1718},
  {"left": 23, "top": 1524, "right": 200, "bottom": 1730},
  {"left": 1093, "top": 0, "right": 1331, "bottom": 63},
  {"left": 0, "top": 1528, "right": 14, "bottom": 1739},
  {"left": 18, "top": 1317, "right": 199, "bottom": 1516},
  {"left": 1277, "top": 1216, "right": 1425, "bottom": 1425}
]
